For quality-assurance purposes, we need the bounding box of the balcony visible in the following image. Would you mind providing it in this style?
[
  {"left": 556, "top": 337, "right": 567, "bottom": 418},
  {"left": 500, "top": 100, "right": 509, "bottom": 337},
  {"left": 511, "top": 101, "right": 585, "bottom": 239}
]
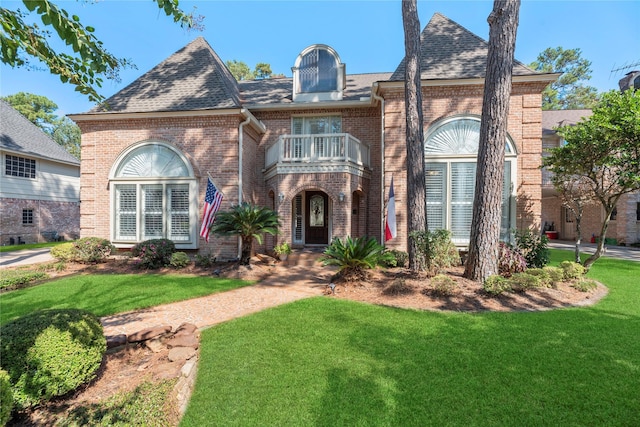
[{"left": 264, "top": 133, "right": 370, "bottom": 179}]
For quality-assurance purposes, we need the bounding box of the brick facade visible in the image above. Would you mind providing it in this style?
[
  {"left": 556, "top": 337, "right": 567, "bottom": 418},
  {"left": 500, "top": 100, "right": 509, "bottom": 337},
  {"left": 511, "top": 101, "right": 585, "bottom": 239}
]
[{"left": 0, "top": 198, "right": 79, "bottom": 245}]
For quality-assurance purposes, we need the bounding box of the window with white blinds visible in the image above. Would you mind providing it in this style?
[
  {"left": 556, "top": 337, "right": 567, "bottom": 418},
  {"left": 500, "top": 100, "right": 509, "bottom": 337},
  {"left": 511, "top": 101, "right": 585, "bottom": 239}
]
[{"left": 294, "top": 195, "right": 303, "bottom": 244}]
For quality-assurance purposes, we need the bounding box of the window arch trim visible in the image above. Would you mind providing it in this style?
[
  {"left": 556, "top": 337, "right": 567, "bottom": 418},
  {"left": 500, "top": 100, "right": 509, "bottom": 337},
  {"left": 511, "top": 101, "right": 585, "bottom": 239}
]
[{"left": 109, "top": 141, "right": 195, "bottom": 180}]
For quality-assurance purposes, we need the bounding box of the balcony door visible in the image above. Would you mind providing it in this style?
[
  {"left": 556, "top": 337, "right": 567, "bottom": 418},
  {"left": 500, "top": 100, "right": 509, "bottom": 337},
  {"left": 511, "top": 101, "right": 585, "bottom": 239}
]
[{"left": 305, "top": 191, "right": 329, "bottom": 245}]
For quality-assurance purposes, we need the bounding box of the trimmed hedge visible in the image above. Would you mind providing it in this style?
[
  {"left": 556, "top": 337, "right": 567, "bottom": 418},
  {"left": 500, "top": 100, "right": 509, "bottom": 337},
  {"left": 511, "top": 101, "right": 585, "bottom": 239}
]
[
  {"left": 0, "top": 369, "right": 12, "bottom": 427},
  {"left": 0, "top": 309, "right": 106, "bottom": 410}
]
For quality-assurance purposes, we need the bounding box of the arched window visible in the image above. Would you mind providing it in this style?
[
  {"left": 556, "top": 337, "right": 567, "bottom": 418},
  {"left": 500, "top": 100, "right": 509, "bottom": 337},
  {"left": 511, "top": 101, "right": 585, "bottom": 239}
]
[
  {"left": 292, "top": 45, "right": 345, "bottom": 102},
  {"left": 110, "top": 143, "right": 198, "bottom": 249},
  {"left": 425, "top": 116, "right": 517, "bottom": 246}
]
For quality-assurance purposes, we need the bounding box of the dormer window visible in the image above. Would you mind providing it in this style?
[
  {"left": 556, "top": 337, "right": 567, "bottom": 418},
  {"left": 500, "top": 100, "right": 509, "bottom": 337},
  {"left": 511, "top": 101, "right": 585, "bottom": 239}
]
[{"left": 292, "top": 44, "right": 345, "bottom": 102}]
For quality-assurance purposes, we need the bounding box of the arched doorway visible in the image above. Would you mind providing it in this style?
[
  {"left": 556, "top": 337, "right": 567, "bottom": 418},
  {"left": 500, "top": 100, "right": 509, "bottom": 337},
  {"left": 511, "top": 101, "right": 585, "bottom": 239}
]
[{"left": 291, "top": 190, "right": 330, "bottom": 246}]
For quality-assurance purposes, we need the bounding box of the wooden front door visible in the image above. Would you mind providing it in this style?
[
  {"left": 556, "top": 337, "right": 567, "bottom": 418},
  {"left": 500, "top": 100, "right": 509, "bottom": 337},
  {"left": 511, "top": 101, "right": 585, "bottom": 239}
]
[{"left": 305, "top": 191, "right": 329, "bottom": 245}]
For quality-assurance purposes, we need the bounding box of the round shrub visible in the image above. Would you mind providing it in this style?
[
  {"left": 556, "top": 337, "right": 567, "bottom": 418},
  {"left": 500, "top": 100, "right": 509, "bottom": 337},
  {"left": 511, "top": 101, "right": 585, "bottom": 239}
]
[
  {"left": 131, "top": 239, "right": 176, "bottom": 269},
  {"left": 560, "top": 261, "right": 586, "bottom": 280},
  {"left": 381, "top": 249, "right": 409, "bottom": 268},
  {"left": 498, "top": 242, "right": 527, "bottom": 277},
  {"left": 73, "top": 237, "right": 115, "bottom": 263},
  {"left": 170, "top": 251, "right": 191, "bottom": 269},
  {"left": 483, "top": 275, "right": 511, "bottom": 295},
  {"left": 50, "top": 242, "right": 76, "bottom": 262},
  {"left": 525, "top": 268, "right": 552, "bottom": 288},
  {"left": 572, "top": 278, "right": 598, "bottom": 292},
  {"left": 431, "top": 274, "right": 458, "bottom": 296},
  {"left": 0, "top": 309, "right": 106, "bottom": 410},
  {"left": 0, "top": 369, "right": 13, "bottom": 427},
  {"left": 508, "top": 272, "right": 543, "bottom": 292},
  {"left": 543, "top": 266, "right": 565, "bottom": 285}
]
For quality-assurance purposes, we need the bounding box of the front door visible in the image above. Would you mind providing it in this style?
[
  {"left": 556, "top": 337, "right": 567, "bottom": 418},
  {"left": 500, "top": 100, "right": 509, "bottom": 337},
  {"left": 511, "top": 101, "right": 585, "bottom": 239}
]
[{"left": 305, "top": 191, "right": 329, "bottom": 245}]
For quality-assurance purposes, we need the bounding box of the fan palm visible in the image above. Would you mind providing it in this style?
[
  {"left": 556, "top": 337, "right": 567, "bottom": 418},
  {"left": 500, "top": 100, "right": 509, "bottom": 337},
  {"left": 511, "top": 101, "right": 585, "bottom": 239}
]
[
  {"left": 320, "top": 236, "right": 394, "bottom": 280},
  {"left": 210, "top": 203, "right": 280, "bottom": 265}
]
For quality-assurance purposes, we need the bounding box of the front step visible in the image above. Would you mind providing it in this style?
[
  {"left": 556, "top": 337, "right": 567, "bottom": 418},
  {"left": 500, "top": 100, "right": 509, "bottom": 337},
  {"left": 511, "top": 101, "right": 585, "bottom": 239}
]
[{"left": 286, "top": 250, "right": 324, "bottom": 267}]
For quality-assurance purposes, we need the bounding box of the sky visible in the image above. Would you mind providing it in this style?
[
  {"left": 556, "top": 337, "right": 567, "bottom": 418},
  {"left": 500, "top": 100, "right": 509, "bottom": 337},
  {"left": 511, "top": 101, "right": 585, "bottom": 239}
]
[{"left": 1, "top": 0, "right": 639, "bottom": 116}]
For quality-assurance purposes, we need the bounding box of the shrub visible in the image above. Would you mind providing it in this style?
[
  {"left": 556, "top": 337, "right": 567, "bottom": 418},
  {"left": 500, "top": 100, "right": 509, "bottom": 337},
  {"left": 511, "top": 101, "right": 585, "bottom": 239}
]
[
  {"left": 170, "top": 252, "right": 191, "bottom": 269},
  {"left": 273, "top": 242, "right": 292, "bottom": 259},
  {"left": 483, "top": 275, "right": 511, "bottom": 295},
  {"left": 508, "top": 272, "right": 543, "bottom": 292},
  {"left": 410, "top": 229, "right": 460, "bottom": 274},
  {"left": 320, "top": 236, "right": 394, "bottom": 280},
  {"left": 0, "top": 309, "right": 106, "bottom": 410},
  {"left": 514, "top": 229, "right": 550, "bottom": 268},
  {"left": 431, "top": 274, "right": 458, "bottom": 296},
  {"left": 560, "top": 261, "right": 586, "bottom": 280},
  {"left": 381, "top": 249, "right": 408, "bottom": 268},
  {"left": 195, "top": 252, "right": 217, "bottom": 268},
  {"left": 0, "top": 270, "right": 48, "bottom": 290},
  {"left": 498, "top": 242, "right": 527, "bottom": 277},
  {"left": 131, "top": 239, "right": 176, "bottom": 269},
  {"left": 50, "top": 242, "right": 76, "bottom": 262},
  {"left": 0, "top": 369, "right": 13, "bottom": 427},
  {"left": 73, "top": 237, "right": 115, "bottom": 263},
  {"left": 526, "top": 268, "right": 552, "bottom": 288},
  {"left": 543, "top": 266, "right": 565, "bottom": 285},
  {"left": 572, "top": 278, "right": 598, "bottom": 292}
]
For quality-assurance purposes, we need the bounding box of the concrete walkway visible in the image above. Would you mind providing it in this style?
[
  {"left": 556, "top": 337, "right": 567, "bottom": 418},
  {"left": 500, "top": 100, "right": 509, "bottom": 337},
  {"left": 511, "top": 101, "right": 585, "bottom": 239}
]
[
  {"left": 0, "top": 248, "right": 54, "bottom": 268},
  {"left": 548, "top": 240, "right": 640, "bottom": 262}
]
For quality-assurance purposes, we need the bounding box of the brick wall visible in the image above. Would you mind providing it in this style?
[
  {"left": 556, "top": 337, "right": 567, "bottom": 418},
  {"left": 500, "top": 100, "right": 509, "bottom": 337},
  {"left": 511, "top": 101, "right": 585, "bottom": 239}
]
[{"left": 0, "top": 198, "right": 79, "bottom": 245}]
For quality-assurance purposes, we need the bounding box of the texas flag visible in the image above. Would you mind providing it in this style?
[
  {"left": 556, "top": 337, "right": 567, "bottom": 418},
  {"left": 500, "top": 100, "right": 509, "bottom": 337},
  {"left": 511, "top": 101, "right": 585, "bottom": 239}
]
[{"left": 385, "top": 176, "right": 397, "bottom": 241}]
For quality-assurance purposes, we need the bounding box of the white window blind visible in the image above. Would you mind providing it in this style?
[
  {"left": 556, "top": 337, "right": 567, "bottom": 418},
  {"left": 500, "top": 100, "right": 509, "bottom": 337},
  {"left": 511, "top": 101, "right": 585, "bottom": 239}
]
[
  {"left": 450, "top": 163, "right": 477, "bottom": 243},
  {"left": 142, "top": 185, "right": 163, "bottom": 240},
  {"left": 294, "top": 195, "right": 303, "bottom": 243},
  {"left": 426, "top": 163, "right": 447, "bottom": 230},
  {"left": 169, "top": 184, "right": 190, "bottom": 241},
  {"left": 116, "top": 184, "right": 137, "bottom": 240}
]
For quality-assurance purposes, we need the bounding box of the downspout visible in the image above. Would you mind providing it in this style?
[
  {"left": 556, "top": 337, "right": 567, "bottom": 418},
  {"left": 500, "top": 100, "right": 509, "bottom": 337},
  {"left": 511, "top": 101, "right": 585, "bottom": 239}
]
[
  {"left": 372, "top": 83, "right": 386, "bottom": 244},
  {"left": 238, "top": 110, "right": 252, "bottom": 259}
]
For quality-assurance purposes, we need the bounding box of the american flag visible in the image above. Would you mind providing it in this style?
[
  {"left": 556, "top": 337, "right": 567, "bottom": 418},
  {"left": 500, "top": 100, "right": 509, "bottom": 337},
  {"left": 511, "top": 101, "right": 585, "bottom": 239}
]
[{"left": 199, "top": 178, "right": 223, "bottom": 242}]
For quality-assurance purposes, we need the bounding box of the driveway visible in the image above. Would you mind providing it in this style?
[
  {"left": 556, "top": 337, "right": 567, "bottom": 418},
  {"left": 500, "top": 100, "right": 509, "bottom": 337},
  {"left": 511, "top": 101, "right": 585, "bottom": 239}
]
[{"left": 0, "top": 248, "right": 54, "bottom": 269}]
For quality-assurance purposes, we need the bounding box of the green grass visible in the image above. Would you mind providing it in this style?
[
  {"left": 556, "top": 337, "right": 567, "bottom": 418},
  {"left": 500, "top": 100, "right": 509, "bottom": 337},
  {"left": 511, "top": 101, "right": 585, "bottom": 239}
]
[
  {"left": 0, "top": 241, "right": 69, "bottom": 252},
  {"left": 0, "top": 273, "right": 252, "bottom": 325},
  {"left": 181, "top": 250, "right": 640, "bottom": 426}
]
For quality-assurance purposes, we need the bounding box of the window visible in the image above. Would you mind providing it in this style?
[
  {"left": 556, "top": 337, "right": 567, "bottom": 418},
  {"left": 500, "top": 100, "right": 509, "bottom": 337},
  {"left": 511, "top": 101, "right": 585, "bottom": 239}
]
[
  {"left": 22, "top": 209, "right": 33, "bottom": 225},
  {"left": 637, "top": 202, "right": 640, "bottom": 221},
  {"left": 5, "top": 155, "right": 36, "bottom": 179},
  {"left": 425, "top": 116, "right": 516, "bottom": 245},
  {"left": 564, "top": 207, "right": 575, "bottom": 223},
  {"left": 110, "top": 143, "right": 197, "bottom": 248},
  {"left": 292, "top": 45, "right": 345, "bottom": 102},
  {"left": 287, "top": 116, "right": 343, "bottom": 160},
  {"left": 610, "top": 206, "right": 618, "bottom": 221}
]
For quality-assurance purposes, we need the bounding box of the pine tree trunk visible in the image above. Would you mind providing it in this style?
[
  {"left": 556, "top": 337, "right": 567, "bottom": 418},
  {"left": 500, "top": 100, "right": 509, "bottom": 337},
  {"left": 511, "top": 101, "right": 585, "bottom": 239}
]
[
  {"left": 402, "top": 0, "right": 427, "bottom": 271},
  {"left": 464, "top": 0, "right": 521, "bottom": 282}
]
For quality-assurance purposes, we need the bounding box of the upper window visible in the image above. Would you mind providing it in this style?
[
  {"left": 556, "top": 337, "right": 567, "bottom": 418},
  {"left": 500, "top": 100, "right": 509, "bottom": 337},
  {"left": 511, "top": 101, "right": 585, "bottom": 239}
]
[
  {"left": 5, "top": 155, "right": 36, "bottom": 179},
  {"left": 293, "top": 45, "right": 345, "bottom": 102},
  {"left": 425, "top": 117, "right": 516, "bottom": 155}
]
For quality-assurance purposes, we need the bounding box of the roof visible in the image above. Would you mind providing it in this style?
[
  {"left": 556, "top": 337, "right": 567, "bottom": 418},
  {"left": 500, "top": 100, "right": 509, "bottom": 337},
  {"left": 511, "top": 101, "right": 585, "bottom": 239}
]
[
  {"left": 542, "top": 109, "right": 592, "bottom": 135},
  {"left": 0, "top": 100, "right": 80, "bottom": 165},
  {"left": 92, "top": 37, "right": 241, "bottom": 113},
  {"left": 390, "top": 12, "right": 537, "bottom": 81}
]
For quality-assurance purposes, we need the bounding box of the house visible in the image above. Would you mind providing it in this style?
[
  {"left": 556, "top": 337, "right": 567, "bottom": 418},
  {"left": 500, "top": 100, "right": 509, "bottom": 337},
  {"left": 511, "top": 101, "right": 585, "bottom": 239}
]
[
  {"left": 542, "top": 109, "right": 640, "bottom": 246},
  {"left": 69, "top": 13, "right": 557, "bottom": 259},
  {"left": 0, "top": 100, "right": 80, "bottom": 245}
]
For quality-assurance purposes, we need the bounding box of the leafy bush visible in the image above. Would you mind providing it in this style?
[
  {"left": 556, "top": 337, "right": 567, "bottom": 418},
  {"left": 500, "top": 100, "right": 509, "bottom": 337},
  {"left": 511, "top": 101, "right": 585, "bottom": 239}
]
[
  {"left": 543, "top": 266, "right": 565, "bottom": 285},
  {"left": 508, "top": 272, "right": 543, "bottom": 292},
  {"left": 0, "top": 369, "right": 13, "bottom": 427},
  {"left": 572, "top": 278, "right": 598, "bottom": 292},
  {"left": 560, "top": 261, "right": 586, "bottom": 280},
  {"left": 483, "top": 275, "right": 511, "bottom": 295},
  {"left": 0, "top": 309, "right": 106, "bottom": 410},
  {"left": 381, "top": 249, "right": 408, "bottom": 268},
  {"left": 50, "top": 242, "right": 76, "bottom": 262},
  {"left": 195, "top": 252, "right": 217, "bottom": 268},
  {"left": 170, "top": 252, "right": 191, "bottom": 269},
  {"left": 525, "top": 268, "right": 552, "bottom": 288},
  {"left": 410, "top": 229, "right": 460, "bottom": 274},
  {"left": 131, "top": 239, "right": 176, "bottom": 269},
  {"left": 498, "top": 242, "right": 527, "bottom": 277},
  {"left": 320, "top": 236, "right": 394, "bottom": 280},
  {"left": 514, "top": 229, "right": 550, "bottom": 268},
  {"left": 431, "top": 274, "right": 458, "bottom": 296},
  {"left": 73, "top": 237, "right": 114, "bottom": 263},
  {"left": 0, "top": 270, "right": 48, "bottom": 290},
  {"left": 273, "top": 242, "right": 292, "bottom": 258}
]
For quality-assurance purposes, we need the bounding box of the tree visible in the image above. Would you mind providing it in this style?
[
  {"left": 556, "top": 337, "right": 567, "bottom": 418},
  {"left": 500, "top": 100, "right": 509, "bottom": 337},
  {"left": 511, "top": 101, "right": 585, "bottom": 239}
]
[
  {"left": 52, "top": 117, "right": 81, "bottom": 159},
  {"left": 401, "top": 0, "right": 427, "bottom": 271},
  {"left": 529, "top": 47, "right": 599, "bottom": 110},
  {"left": 211, "top": 203, "right": 280, "bottom": 266},
  {"left": 464, "top": 0, "right": 520, "bottom": 282},
  {"left": 544, "top": 89, "right": 640, "bottom": 270},
  {"left": 226, "top": 60, "right": 254, "bottom": 81},
  {"left": 1, "top": 0, "right": 201, "bottom": 103},
  {"left": 254, "top": 62, "right": 272, "bottom": 79}
]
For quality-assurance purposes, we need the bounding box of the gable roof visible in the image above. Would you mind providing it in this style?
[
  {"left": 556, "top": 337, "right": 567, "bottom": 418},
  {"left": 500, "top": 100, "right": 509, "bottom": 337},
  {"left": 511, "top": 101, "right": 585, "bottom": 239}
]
[
  {"left": 542, "top": 109, "right": 592, "bottom": 136},
  {"left": 0, "top": 100, "right": 79, "bottom": 165},
  {"left": 92, "top": 37, "right": 241, "bottom": 113},
  {"left": 390, "top": 12, "right": 537, "bottom": 81}
]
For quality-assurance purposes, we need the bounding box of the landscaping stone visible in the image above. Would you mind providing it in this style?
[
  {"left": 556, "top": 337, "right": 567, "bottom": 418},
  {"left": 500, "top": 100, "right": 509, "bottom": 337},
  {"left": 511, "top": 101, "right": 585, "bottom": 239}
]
[
  {"left": 167, "top": 334, "right": 199, "bottom": 349},
  {"left": 127, "top": 325, "right": 172, "bottom": 342},
  {"left": 174, "top": 322, "right": 198, "bottom": 336},
  {"left": 144, "top": 337, "right": 166, "bottom": 353},
  {"left": 168, "top": 347, "right": 197, "bottom": 362},
  {"left": 105, "top": 334, "right": 127, "bottom": 349}
]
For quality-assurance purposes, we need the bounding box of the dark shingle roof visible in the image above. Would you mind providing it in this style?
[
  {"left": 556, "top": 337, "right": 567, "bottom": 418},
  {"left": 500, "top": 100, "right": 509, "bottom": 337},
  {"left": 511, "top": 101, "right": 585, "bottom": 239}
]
[
  {"left": 391, "top": 12, "right": 536, "bottom": 81},
  {"left": 0, "top": 100, "right": 79, "bottom": 165},
  {"left": 92, "top": 37, "right": 241, "bottom": 113},
  {"left": 542, "top": 109, "right": 592, "bottom": 135}
]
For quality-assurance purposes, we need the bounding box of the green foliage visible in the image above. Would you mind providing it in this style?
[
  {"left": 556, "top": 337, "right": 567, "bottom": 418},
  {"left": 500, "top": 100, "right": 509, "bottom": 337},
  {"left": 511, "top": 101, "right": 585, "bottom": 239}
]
[
  {"left": 508, "top": 272, "right": 543, "bottom": 292},
  {"left": 52, "top": 116, "right": 81, "bottom": 159},
  {"left": 212, "top": 203, "right": 280, "bottom": 265},
  {"left": 431, "top": 274, "right": 458, "bottom": 296},
  {"left": 560, "top": 260, "right": 586, "bottom": 280},
  {"left": 50, "top": 242, "right": 76, "bottom": 262},
  {"left": 170, "top": 251, "right": 191, "bottom": 269},
  {"left": 320, "top": 236, "right": 394, "bottom": 278},
  {"left": 273, "top": 242, "right": 292, "bottom": 257},
  {"left": 525, "top": 268, "right": 552, "bottom": 288},
  {"left": 0, "top": 369, "right": 13, "bottom": 427},
  {"left": 528, "top": 46, "right": 599, "bottom": 110},
  {"left": 410, "top": 229, "right": 460, "bottom": 274},
  {"left": 381, "top": 249, "right": 409, "bottom": 268},
  {"left": 225, "top": 59, "right": 275, "bottom": 80},
  {"left": 498, "top": 242, "right": 527, "bottom": 277},
  {"left": 543, "top": 265, "right": 565, "bottom": 285},
  {"left": 194, "top": 252, "right": 217, "bottom": 268},
  {"left": 572, "top": 278, "right": 598, "bottom": 292},
  {"left": 0, "top": 309, "right": 105, "bottom": 410},
  {"left": 483, "top": 275, "right": 512, "bottom": 295},
  {"left": 514, "top": 229, "right": 550, "bottom": 268},
  {"left": 0, "top": 270, "right": 48, "bottom": 290},
  {"left": 73, "top": 237, "right": 114, "bottom": 263},
  {"left": 131, "top": 239, "right": 176, "bottom": 269}
]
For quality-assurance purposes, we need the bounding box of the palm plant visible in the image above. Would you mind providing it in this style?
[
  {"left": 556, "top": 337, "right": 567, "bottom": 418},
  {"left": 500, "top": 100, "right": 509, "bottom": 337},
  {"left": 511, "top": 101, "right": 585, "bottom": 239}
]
[
  {"left": 320, "top": 236, "right": 394, "bottom": 281},
  {"left": 210, "top": 203, "right": 280, "bottom": 265}
]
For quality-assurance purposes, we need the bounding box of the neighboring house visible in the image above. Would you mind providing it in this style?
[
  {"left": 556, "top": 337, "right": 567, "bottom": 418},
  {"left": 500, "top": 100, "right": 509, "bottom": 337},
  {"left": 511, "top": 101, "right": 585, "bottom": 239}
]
[
  {"left": 542, "top": 109, "right": 640, "bottom": 246},
  {"left": 69, "top": 13, "right": 556, "bottom": 259},
  {"left": 0, "top": 100, "right": 80, "bottom": 245}
]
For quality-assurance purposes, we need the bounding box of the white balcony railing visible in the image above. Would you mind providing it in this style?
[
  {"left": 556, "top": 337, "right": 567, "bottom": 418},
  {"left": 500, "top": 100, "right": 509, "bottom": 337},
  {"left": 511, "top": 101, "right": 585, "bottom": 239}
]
[{"left": 265, "top": 133, "right": 370, "bottom": 170}]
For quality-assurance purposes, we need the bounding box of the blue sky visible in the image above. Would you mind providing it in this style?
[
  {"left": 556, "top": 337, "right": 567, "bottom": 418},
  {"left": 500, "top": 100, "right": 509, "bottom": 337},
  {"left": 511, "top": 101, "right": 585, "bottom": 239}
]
[{"left": 1, "top": 0, "right": 638, "bottom": 116}]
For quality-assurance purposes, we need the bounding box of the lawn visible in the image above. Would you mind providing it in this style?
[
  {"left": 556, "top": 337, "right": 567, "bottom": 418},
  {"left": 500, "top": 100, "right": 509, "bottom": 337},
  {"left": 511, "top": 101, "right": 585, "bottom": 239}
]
[
  {"left": 0, "top": 241, "right": 69, "bottom": 252},
  {"left": 0, "top": 273, "right": 252, "bottom": 325},
  {"left": 181, "top": 250, "right": 640, "bottom": 426}
]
